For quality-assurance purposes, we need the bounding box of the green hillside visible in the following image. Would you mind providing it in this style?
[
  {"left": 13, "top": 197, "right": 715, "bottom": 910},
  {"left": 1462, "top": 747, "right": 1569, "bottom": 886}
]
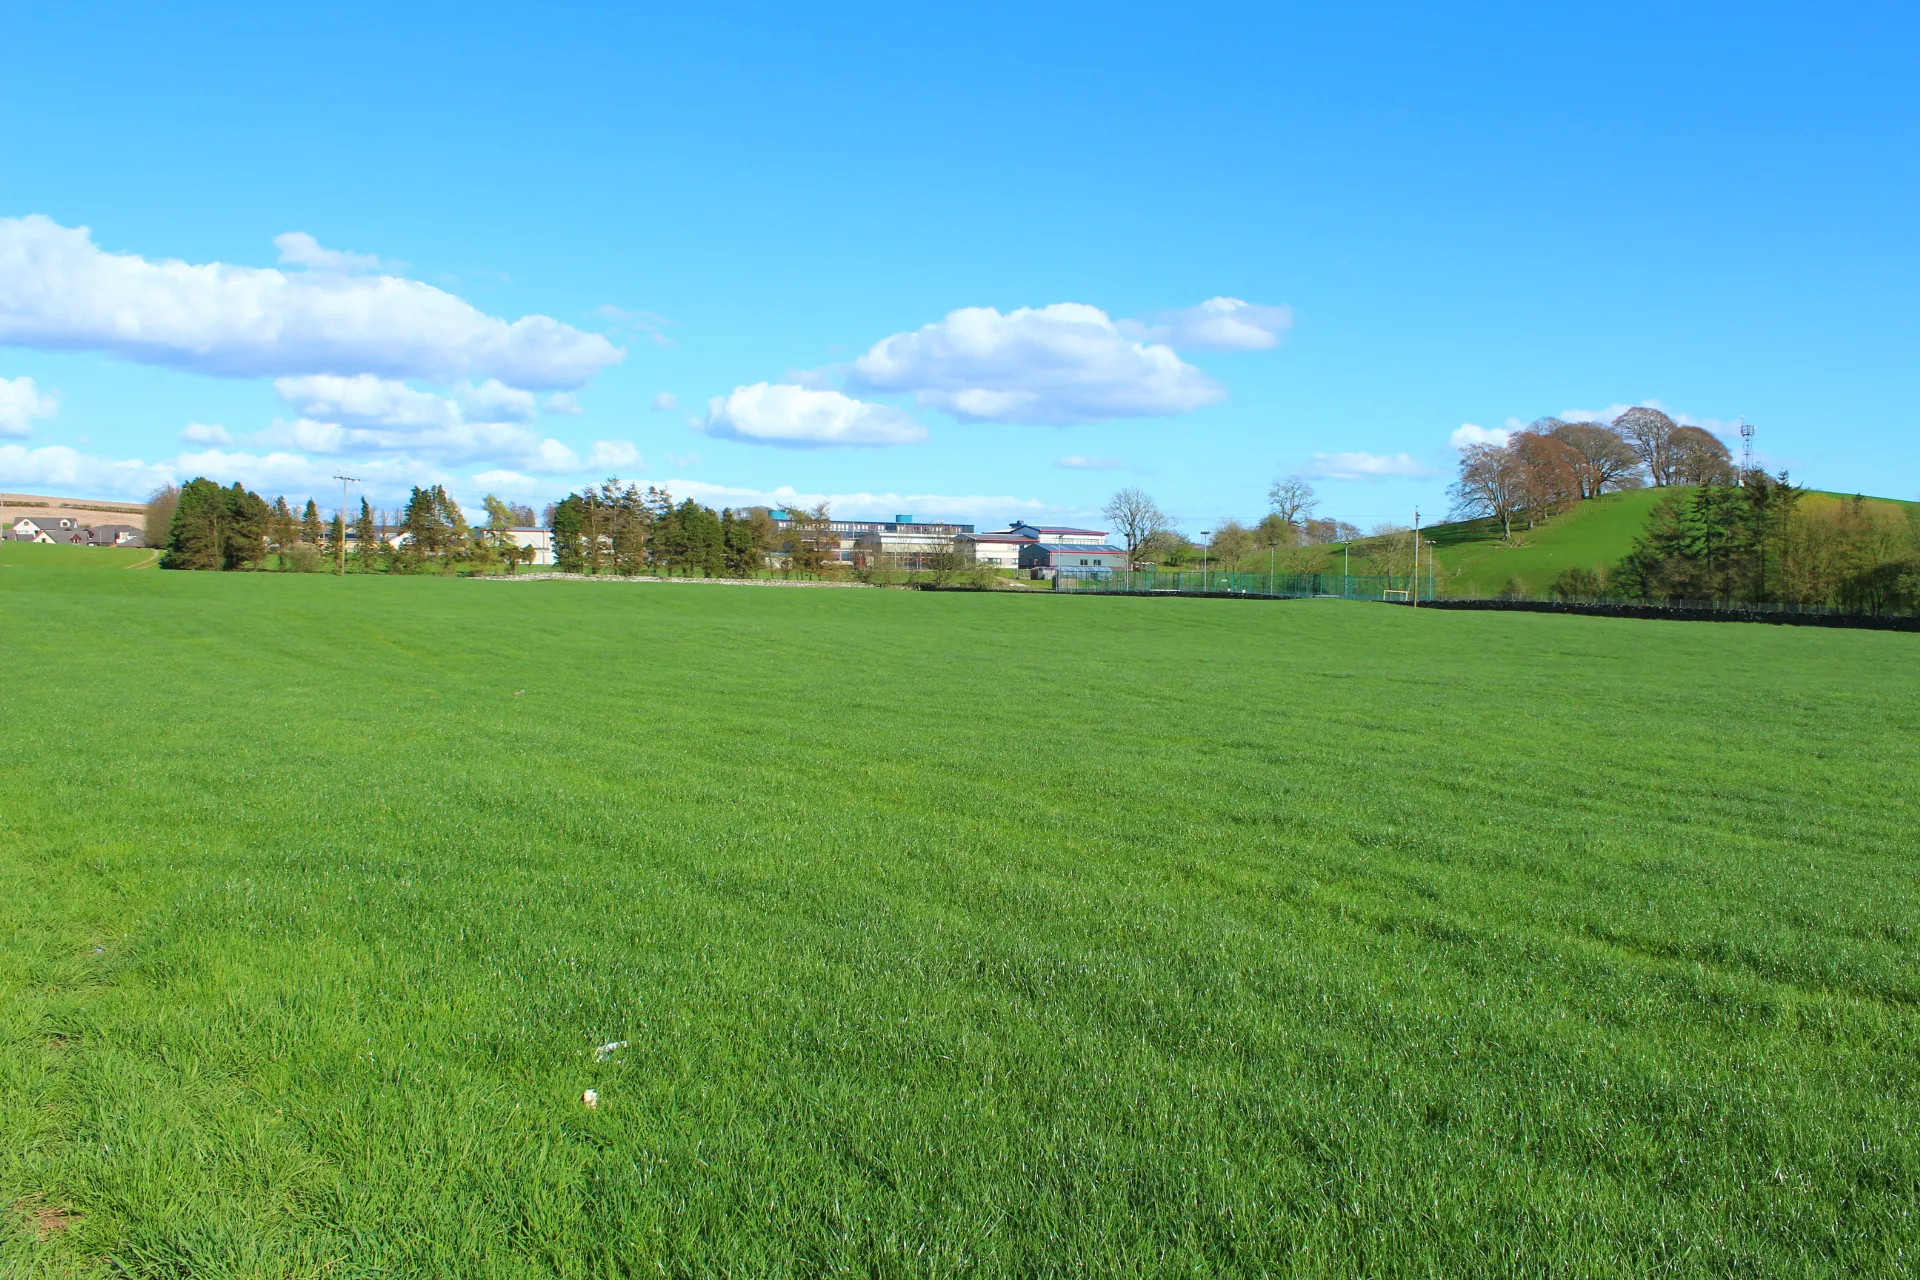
[
  {"left": 1425, "top": 487, "right": 1674, "bottom": 598},
  {"left": 1275, "top": 486, "right": 1918, "bottom": 600}
]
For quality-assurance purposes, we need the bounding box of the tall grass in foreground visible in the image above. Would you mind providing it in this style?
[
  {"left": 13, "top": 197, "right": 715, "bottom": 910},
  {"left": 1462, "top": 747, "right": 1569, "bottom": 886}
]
[{"left": 2, "top": 569, "right": 1916, "bottom": 1276}]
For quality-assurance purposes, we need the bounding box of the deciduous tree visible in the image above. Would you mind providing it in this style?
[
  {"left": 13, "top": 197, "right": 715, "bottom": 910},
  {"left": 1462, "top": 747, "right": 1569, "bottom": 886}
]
[
  {"left": 1101, "top": 487, "right": 1169, "bottom": 568},
  {"left": 1449, "top": 443, "right": 1526, "bottom": 539},
  {"left": 1615, "top": 407, "right": 1680, "bottom": 486}
]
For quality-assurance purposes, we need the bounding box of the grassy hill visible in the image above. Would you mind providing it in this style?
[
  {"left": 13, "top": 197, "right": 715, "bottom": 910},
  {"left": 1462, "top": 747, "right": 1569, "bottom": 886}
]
[
  {"left": 1266, "top": 486, "right": 1920, "bottom": 599},
  {"left": 4, "top": 566, "right": 1918, "bottom": 1274},
  {"left": 1424, "top": 486, "right": 1674, "bottom": 597}
]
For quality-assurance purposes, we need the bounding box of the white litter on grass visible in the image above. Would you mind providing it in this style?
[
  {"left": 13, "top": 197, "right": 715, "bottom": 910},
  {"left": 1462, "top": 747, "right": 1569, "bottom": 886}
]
[
  {"left": 593, "top": 1040, "right": 628, "bottom": 1062},
  {"left": 582, "top": 1089, "right": 598, "bottom": 1110}
]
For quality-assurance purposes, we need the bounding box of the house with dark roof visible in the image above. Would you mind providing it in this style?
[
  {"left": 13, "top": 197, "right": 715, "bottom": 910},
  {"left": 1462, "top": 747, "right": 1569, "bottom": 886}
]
[
  {"left": 10, "top": 516, "right": 88, "bottom": 544},
  {"left": 86, "top": 523, "right": 145, "bottom": 547}
]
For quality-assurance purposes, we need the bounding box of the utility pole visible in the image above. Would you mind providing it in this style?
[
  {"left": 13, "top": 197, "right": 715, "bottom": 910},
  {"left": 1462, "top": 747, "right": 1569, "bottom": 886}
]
[
  {"left": 1411, "top": 508, "right": 1420, "bottom": 607},
  {"left": 1342, "top": 541, "right": 1349, "bottom": 598},
  {"left": 333, "top": 474, "right": 359, "bottom": 575}
]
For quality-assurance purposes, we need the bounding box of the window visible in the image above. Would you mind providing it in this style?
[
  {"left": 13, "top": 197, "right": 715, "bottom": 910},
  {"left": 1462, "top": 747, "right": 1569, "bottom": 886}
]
[{"left": 1079, "top": 559, "right": 1089, "bottom": 565}]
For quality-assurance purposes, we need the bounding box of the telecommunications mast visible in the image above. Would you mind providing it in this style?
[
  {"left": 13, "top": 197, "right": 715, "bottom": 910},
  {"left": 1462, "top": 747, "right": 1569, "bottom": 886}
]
[{"left": 1738, "top": 421, "right": 1755, "bottom": 484}]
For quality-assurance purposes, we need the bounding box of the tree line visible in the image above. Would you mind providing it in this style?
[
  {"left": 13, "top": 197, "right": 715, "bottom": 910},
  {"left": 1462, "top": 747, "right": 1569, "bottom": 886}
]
[
  {"left": 150, "top": 477, "right": 544, "bottom": 573},
  {"left": 546, "top": 481, "right": 776, "bottom": 577},
  {"left": 1449, "top": 407, "right": 1731, "bottom": 540}
]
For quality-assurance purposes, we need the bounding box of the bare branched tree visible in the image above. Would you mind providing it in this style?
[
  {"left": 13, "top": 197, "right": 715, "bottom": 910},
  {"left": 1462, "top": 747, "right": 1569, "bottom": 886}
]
[
  {"left": 1266, "top": 475, "right": 1319, "bottom": 535},
  {"left": 1449, "top": 443, "right": 1527, "bottom": 539},
  {"left": 1102, "top": 487, "right": 1169, "bottom": 567},
  {"left": 1615, "top": 407, "right": 1680, "bottom": 487}
]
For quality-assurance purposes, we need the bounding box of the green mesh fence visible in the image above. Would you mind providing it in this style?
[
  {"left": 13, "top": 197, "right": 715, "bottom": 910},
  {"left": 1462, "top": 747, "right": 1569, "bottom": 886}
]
[{"left": 1051, "top": 570, "right": 1437, "bottom": 600}]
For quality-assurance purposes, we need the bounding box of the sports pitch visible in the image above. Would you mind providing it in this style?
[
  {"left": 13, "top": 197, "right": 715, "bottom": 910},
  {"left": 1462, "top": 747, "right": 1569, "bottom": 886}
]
[{"left": 3, "top": 562, "right": 1916, "bottom": 1276}]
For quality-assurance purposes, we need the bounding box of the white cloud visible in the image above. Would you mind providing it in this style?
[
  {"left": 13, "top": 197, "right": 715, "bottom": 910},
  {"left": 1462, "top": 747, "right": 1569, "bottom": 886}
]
[
  {"left": 0, "top": 442, "right": 174, "bottom": 495},
  {"left": 257, "top": 374, "right": 587, "bottom": 471},
  {"left": 1301, "top": 451, "right": 1435, "bottom": 480},
  {"left": 0, "top": 215, "right": 623, "bottom": 387},
  {"left": 179, "top": 422, "right": 233, "bottom": 446},
  {"left": 273, "top": 231, "right": 382, "bottom": 273},
  {"left": 1449, "top": 423, "right": 1513, "bottom": 449},
  {"left": 848, "top": 302, "right": 1223, "bottom": 425},
  {"left": 1055, "top": 455, "right": 1126, "bottom": 470},
  {"left": 586, "top": 440, "right": 643, "bottom": 470},
  {"left": 542, "top": 392, "right": 582, "bottom": 416},
  {"left": 1116, "top": 297, "right": 1292, "bottom": 352},
  {"left": 651, "top": 391, "right": 678, "bottom": 412},
  {"left": 665, "top": 452, "right": 701, "bottom": 468},
  {"left": 275, "top": 374, "right": 462, "bottom": 428},
  {"left": 702, "top": 382, "right": 927, "bottom": 448},
  {"left": 459, "top": 379, "right": 540, "bottom": 422},
  {"left": 469, "top": 468, "right": 542, "bottom": 491},
  {"left": 0, "top": 375, "right": 58, "bottom": 437}
]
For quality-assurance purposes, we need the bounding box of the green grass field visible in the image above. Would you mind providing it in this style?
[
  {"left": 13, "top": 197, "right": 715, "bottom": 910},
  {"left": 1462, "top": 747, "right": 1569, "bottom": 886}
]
[
  {"left": 4, "top": 556, "right": 1917, "bottom": 1276},
  {"left": 0, "top": 543, "right": 158, "bottom": 571}
]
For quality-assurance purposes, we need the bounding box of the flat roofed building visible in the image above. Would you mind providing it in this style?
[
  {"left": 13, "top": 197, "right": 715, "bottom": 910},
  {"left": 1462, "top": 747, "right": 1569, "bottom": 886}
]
[
  {"left": 770, "top": 512, "right": 974, "bottom": 565},
  {"left": 1019, "top": 541, "right": 1128, "bottom": 573}
]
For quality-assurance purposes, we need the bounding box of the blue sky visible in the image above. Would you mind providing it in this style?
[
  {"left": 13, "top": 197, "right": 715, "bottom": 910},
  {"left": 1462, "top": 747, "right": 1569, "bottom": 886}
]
[{"left": 3, "top": 0, "right": 1915, "bottom": 533}]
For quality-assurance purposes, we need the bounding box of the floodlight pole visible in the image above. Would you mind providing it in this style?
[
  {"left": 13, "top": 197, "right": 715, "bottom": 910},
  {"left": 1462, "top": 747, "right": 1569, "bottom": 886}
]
[
  {"left": 1199, "top": 531, "right": 1211, "bottom": 594},
  {"left": 1411, "top": 508, "right": 1420, "bottom": 607},
  {"left": 333, "top": 474, "right": 359, "bottom": 575}
]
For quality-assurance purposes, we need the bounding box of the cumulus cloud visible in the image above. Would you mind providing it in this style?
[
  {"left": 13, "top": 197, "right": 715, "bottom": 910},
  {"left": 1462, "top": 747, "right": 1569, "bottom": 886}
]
[
  {"left": 1301, "top": 451, "right": 1435, "bottom": 480},
  {"left": 1449, "top": 423, "right": 1513, "bottom": 449},
  {"left": 651, "top": 391, "right": 678, "bottom": 412},
  {"left": 1055, "top": 455, "right": 1126, "bottom": 470},
  {"left": 1116, "top": 297, "right": 1293, "bottom": 352},
  {"left": 0, "top": 215, "right": 623, "bottom": 387},
  {"left": 586, "top": 440, "right": 643, "bottom": 469},
  {"left": 702, "top": 383, "right": 928, "bottom": 448},
  {"left": 0, "top": 374, "right": 58, "bottom": 437},
  {"left": 273, "top": 231, "right": 383, "bottom": 273},
  {"left": 179, "top": 422, "right": 233, "bottom": 446},
  {"left": 847, "top": 302, "right": 1223, "bottom": 425},
  {"left": 542, "top": 392, "right": 582, "bottom": 416},
  {"left": 0, "top": 442, "right": 174, "bottom": 495},
  {"left": 256, "top": 374, "right": 588, "bottom": 471}
]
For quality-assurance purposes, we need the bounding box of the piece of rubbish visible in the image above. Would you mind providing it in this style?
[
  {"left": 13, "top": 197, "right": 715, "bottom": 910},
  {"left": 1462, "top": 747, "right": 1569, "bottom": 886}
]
[
  {"left": 513, "top": 690, "right": 525, "bottom": 696},
  {"left": 581, "top": 1089, "right": 598, "bottom": 1110},
  {"left": 593, "top": 1040, "right": 627, "bottom": 1062}
]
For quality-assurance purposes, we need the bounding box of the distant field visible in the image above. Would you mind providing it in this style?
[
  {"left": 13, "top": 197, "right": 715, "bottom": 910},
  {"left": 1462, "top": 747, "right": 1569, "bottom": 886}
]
[{"left": 3, "top": 564, "right": 1917, "bottom": 1275}]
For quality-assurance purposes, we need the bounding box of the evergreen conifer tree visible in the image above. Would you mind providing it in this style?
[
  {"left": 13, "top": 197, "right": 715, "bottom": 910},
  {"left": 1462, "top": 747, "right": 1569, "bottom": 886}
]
[
  {"left": 352, "top": 498, "right": 381, "bottom": 571},
  {"left": 300, "top": 498, "right": 324, "bottom": 546}
]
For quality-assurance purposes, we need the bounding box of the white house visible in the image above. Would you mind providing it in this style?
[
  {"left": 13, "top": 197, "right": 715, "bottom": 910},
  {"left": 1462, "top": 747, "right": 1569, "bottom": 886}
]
[
  {"left": 504, "top": 527, "right": 554, "bottom": 566},
  {"left": 10, "top": 516, "right": 87, "bottom": 544}
]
